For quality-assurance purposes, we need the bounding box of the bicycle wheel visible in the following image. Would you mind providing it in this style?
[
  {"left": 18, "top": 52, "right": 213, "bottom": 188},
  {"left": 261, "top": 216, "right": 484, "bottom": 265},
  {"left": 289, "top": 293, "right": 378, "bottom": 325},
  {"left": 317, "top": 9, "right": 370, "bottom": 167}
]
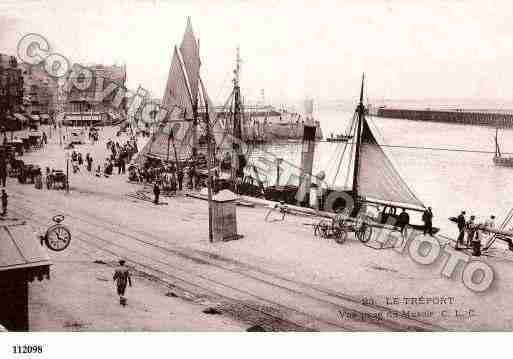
[
  {"left": 357, "top": 223, "right": 372, "bottom": 243},
  {"left": 314, "top": 223, "right": 321, "bottom": 237},
  {"left": 334, "top": 228, "right": 347, "bottom": 244}
]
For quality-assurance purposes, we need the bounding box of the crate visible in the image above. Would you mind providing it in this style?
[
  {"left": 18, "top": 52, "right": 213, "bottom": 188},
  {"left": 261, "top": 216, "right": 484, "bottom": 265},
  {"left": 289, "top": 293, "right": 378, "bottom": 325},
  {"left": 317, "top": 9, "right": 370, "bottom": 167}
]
[{"left": 211, "top": 190, "right": 242, "bottom": 242}]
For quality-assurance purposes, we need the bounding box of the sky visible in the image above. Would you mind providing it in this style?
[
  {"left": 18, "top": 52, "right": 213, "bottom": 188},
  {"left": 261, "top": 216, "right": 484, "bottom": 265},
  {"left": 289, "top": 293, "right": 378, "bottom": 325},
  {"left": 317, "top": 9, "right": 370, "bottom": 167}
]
[{"left": 1, "top": 0, "right": 513, "bottom": 107}]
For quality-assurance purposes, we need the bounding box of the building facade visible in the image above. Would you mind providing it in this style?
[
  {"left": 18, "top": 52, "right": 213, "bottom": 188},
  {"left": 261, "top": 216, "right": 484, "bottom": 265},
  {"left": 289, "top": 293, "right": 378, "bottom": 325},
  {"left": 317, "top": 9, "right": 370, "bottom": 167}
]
[
  {"left": 63, "top": 64, "right": 127, "bottom": 125},
  {"left": 19, "top": 62, "right": 58, "bottom": 122},
  {"left": 0, "top": 54, "right": 24, "bottom": 126}
]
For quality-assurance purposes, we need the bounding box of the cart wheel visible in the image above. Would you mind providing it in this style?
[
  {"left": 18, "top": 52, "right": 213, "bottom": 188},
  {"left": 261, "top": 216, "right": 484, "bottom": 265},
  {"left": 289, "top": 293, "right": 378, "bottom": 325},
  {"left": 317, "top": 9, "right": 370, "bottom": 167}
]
[
  {"left": 320, "top": 225, "right": 330, "bottom": 239},
  {"left": 314, "top": 223, "right": 321, "bottom": 237},
  {"left": 357, "top": 223, "right": 372, "bottom": 243},
  {"left": 315, "top": 220, "right": 327, "bottom": 238},
  {"left": 334, "top": 228, "right": 347, "bottom": 244}
]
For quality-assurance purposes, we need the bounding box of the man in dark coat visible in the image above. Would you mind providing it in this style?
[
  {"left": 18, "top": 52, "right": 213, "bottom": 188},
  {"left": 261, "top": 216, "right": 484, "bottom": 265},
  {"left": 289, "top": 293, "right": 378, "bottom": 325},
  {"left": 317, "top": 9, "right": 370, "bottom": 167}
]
[
  {"left": 422, "top": 207, "right": 434, "bottom": 236},
  {"left": 456, "top": 211, "right": 466, "bottom": 250},
  {"left": 0, "top": 150, "right": 7, "bottom": 187},
  {"left": 177, "top": 168, "right": 184, "bottom": 191},
  {"left": 113, "top": 259, "right": 132, "bottom": 306},
  {"left": 118, "top": 156, "right": 125, "bottom": 175},
  {"left": 397, "top": 208, "right": 410, "bottom": 234},
  {"left": 153, "top": 181, "right": 160, "bottom": 204},
  {"left": 1, "top": 189, "right": 8, "bottom": 216},
  {"left": 86, "top": 153, "right": 93, "bottom": 172}
]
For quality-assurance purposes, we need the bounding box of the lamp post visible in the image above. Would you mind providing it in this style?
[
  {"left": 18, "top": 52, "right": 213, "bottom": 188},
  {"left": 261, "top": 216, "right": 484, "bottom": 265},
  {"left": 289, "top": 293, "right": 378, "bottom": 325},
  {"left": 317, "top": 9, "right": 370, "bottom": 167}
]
[
  {"left": 65, "top": 150, "right": 70, "bottom": 194},
  {"left": 167, "top": 130, "right": 171, "bottom": 163},
  {"left": 205, "top": 104, "right": 213, "bottom": 243}
]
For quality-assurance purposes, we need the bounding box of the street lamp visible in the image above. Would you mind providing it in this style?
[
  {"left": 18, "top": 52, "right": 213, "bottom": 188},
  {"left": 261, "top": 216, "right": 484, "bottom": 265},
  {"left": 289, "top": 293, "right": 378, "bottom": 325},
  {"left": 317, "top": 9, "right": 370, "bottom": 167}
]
[{"left": 64, "top": 149, "right": 70, "bottom": 194}]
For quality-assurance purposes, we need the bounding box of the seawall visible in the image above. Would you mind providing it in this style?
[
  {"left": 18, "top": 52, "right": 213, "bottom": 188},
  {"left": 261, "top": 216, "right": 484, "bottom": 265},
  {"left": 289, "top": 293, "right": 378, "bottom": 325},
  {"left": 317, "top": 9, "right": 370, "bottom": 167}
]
[{"left": 375, "top": 107, "right": 513, "bottom": 128}]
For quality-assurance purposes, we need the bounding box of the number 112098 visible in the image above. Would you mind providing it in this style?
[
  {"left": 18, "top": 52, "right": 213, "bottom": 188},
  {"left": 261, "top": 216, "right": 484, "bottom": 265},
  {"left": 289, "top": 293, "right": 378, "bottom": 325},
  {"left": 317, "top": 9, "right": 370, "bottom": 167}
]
[{"left": 12, "top": 345, "right": 43, "bottom": 354}]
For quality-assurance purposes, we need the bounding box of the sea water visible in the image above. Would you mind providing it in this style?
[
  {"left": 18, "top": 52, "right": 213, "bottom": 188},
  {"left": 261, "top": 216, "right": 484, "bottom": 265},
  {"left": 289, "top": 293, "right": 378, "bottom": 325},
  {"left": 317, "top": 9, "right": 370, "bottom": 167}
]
[{"left": 247, "top": 105, "right": 513, "bottom": 237}]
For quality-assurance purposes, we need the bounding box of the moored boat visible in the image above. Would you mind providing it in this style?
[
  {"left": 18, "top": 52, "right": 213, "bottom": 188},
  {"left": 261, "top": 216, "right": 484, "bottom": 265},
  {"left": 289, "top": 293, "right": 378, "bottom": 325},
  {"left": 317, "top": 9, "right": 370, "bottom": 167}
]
[
  {"left": 326, "top": 133, "right": 353, "bottom": 142},
  {"left": 493, "top": 128, "right": 513, "bottom": 167}
]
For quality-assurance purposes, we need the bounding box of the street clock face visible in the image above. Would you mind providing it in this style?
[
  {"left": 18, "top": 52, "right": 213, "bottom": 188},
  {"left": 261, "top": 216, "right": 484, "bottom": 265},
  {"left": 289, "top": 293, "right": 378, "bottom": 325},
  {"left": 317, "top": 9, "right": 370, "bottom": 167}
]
[{"left": 45, "top": 225, "right": 71, "bottom": 251}]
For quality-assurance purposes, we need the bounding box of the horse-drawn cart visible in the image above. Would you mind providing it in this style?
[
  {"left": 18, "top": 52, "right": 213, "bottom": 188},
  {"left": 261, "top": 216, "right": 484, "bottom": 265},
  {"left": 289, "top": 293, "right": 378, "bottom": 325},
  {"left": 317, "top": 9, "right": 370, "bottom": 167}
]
[
  {"left": 18, "top": 164, "right": 41, "bottom": 184},
  {"left": 47, "top": 170, "right": 67, "bottom": 190},
  {"left": 313, "top": 213, "right": 374, "bottom": 245}
]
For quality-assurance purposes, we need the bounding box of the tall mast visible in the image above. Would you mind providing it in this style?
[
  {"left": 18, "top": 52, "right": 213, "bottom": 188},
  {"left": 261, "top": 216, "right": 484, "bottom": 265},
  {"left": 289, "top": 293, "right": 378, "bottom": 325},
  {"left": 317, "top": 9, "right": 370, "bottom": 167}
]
[
  {"left": 495, "top": 127, "right": 501, "bottom": 157},
  {"left": 205, "top": 89, "right": 213, "bottom": 242},
  {"left": 352, "top": 73, "right": 365, "bottom": 205},
  {"left": 231, "top": 46, "right": 243, "bottom": 187}
]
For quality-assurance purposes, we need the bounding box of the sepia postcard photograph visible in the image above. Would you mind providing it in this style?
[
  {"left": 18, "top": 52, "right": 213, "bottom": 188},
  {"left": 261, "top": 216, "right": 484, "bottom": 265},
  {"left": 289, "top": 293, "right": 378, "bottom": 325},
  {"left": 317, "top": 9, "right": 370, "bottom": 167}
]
[{"left": 1, "top": 0, "right": 513, "bottom": 354}]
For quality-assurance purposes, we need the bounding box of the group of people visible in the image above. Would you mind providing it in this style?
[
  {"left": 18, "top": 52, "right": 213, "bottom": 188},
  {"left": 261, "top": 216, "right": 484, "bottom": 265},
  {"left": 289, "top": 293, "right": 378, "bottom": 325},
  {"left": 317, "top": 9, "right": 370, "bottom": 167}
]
[
  {"left": 455, "top": 211, "right": 495, "bottom": 251},
  {"left": 98, "top": 137, "right": 138, "bottom": 178},
  {"left": 70, "top": 150, "right": 94, "bottom": 174},
  {"left": 129, "top": 163, "right": 195, "bottom": 190},
  {"left": 129, "top": 160, "right": 223, "bottom": 204},
  {"left": 88, "top": 127, "right": 99, "bottom": 143}
]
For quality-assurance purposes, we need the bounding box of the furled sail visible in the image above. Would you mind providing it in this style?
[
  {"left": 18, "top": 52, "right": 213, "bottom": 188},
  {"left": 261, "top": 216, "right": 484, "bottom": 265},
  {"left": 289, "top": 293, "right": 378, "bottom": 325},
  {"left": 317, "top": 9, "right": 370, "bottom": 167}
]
[
  {"left": 162, "top": 46, "right": 193, "bottom": 118},
  {"left": 180, "top": 17, "right": 200, "bottom": 107},
  {"left": 136, "top": 44, "right": 195, "bottom": 164},
  {"left": 356, "top": 118, "right": 424, "bottom": 208},
  {"left": 141, "top": 120, "right": 194, "bottom": 162}
]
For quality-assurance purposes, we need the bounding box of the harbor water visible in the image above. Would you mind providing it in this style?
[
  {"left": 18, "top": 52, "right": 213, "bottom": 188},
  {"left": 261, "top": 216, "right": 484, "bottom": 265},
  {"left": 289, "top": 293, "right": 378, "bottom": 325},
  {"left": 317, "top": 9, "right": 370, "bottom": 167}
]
[{"left": 246, "top": 106, "right": 513, "bottom": 237}]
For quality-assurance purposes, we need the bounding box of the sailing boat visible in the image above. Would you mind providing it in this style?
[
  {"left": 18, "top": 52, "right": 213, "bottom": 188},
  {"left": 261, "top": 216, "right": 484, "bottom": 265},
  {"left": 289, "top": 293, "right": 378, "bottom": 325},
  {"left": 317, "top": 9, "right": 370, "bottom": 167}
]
[
  {"left": 326, "top": 132, "right": 353, "bottom": 142},
  {"left": 136, "top": 18, "right": 227, "bottom": 167},
  {"left": 332, "top": 74, "right": 438, "bottom": 232},
  {"left": 493, "top": 128, "right": 513, "bottom": 167}
]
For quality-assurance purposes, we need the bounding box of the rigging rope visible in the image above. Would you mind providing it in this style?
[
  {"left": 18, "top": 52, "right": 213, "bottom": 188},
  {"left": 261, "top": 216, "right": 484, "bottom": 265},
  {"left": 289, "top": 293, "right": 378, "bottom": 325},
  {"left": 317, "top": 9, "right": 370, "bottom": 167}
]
[
  {"left": 261, "top": 139, "right": 511, "bottom": 155},
  {"left": 332, "top": 111, "right": 357, "bottom": 186}
]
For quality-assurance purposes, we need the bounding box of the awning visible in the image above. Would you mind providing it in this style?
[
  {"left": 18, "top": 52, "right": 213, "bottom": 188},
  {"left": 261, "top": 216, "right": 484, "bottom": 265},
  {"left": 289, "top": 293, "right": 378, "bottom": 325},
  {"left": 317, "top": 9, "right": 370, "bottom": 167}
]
[
  {"left": 30, "top": 115, "right": 40, "bottom": 122},
  {"left": 64, "top": 114, "right": 101, "bottom": 122},
  {"left": 0, "top": 219, "right": 51, "bottom": 282}
]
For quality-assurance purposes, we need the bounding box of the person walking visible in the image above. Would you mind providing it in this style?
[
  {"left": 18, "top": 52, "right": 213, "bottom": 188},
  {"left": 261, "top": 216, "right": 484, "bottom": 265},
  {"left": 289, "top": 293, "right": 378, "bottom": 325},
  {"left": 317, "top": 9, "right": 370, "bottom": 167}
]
[
  {"left": 0, "top": 150, "right": 7, "bottom": 188},
  {"left": 153, "top": 181, "right": 160, "bottom": 205},
  {"left": 177, "top": 167, "right": 184, "bottom": 191},
  {"left": 113, "top": 259, "right": 132, "bottom": 306},
  {"left": 44, "top": 167, "right": 51, "bottom": 189},
  {"left": 422, "top": 207, "right": 434, "bottom": 236},
  {"left": 118, "top": 156, "right": 126, "bottom": 175},
  {"left": 1, "top": 190, "right": 8, "bottom": 216},
  {"left": 456, "top": 211, "right": 466, "bottom": 250},
  {"left": 86, "top": 153, "right": 93, "bottom": 172}
]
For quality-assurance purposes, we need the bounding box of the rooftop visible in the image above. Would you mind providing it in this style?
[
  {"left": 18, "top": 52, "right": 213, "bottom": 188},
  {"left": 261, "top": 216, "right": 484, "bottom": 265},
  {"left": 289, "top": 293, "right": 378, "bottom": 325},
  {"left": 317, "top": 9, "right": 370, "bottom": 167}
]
[{"left": 0, "top": 219, "right": 51, "bottom": 281}]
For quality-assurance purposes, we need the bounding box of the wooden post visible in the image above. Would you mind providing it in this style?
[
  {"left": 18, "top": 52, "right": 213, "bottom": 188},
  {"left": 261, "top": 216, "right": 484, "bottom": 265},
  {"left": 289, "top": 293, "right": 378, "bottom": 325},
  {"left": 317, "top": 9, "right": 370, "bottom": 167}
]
[
  {"left": 276, "top": 158, "right": 282, "bottom": 186},
  {"left": 205, "top": 102, "right": 213, "bottom": 243},
  {"left": 297, "top": 125, "right": 316, "bottom": 206},
  {"left": 66, "top": 152, "right": 69, "bottom": 193}
]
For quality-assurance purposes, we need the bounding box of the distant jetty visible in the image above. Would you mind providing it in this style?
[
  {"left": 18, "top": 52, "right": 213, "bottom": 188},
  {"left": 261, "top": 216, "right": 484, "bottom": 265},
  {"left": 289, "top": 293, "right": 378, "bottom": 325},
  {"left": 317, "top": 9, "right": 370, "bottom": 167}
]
[{"left": 372, "top": 107, "right": 513, "bottom": 128}]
